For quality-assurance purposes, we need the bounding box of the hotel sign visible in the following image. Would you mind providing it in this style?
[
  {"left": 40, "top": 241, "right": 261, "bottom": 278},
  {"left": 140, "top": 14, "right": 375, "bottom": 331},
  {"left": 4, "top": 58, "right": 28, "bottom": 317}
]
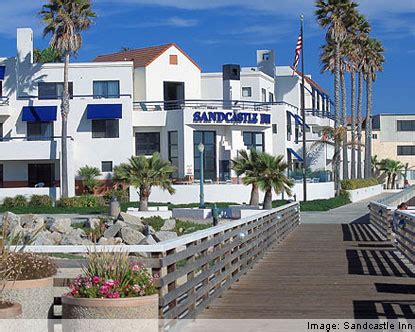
[{"left": 192, "top": 111, "right": 271, "bottom": 125}]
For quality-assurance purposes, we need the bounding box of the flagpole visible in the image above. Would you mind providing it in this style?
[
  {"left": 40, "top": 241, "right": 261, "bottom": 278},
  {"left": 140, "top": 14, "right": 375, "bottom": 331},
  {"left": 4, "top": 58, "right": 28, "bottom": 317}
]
[{"left": 300, "top": 14, "right": 307, "bottom": 202}]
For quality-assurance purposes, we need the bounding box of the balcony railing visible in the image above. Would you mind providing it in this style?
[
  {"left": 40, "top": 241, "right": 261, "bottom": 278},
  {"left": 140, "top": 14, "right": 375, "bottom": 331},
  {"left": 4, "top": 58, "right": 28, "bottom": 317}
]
[
  {"left": 0, "top": 136, "right": 74, "bottom": 142},
  {"left": 305, "top": 108, "right": 336, "bottom": 120},
  {"left": 133, "top": 99, "right": 276, "bottom": 112},
  {"left": 0, "top": 96, "right": 9, "bottom": 106}
]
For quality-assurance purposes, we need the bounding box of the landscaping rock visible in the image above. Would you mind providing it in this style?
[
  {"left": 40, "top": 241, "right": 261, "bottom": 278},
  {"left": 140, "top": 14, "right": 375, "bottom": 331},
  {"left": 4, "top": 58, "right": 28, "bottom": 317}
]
[
  {"left": 119, "top": 212, "right": 142, "bottom": 224},
  {"left": 60, "top": 229, "right": 92, "bottom": 245},
  {"left": 120, "top": 227, "right": 146, "bottom": 245},
  {"left": 48, "top": 231, "right": 62, "bottom": 245},
  {"left": 160, "top": 219, "right": 176, "bottom": 231},
  {"left": 46, "top": 217, "right": 72, "bottom": 234},
  {"left": 21, "top": 215, "right": 45, "bottom": 232},
  {"left": 97, "top": 237, "right": 123, "bottom": 245},
  {"left": 2, "top": 212, "right": 20, "bottom": 232},
  {"left": 32, "top": 231, "right": 54, "bottom": 246},
  {"left": 154, "top": 231, "right": 178, "bottom": 242},
  {"left": 87, "top": 218, "right": 101, "bottom": 230},
  {"left": 139, "top": 235, "right": 157, "bottom": 245},
  {"left": 103, "top": 222, "right": 122, "bottom": 238}
]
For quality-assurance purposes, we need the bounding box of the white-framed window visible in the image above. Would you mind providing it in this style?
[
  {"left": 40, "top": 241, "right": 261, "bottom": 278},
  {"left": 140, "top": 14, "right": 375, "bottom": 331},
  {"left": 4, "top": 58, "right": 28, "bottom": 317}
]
[
  {"left": 242, "top": 87, "right": 252, "bottom": 97},
  {"left": 261, "top": 88, "right": 267, "bottom": 102},
  {"left": 101, "top": 161, "right": 113, "bottom": 172}
]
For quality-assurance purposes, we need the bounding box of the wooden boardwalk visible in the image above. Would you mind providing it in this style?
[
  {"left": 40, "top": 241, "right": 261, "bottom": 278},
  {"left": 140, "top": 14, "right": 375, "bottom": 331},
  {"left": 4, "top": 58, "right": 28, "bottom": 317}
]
[{"left": 198, "top": 222, "right": 415, "bottom": 319}]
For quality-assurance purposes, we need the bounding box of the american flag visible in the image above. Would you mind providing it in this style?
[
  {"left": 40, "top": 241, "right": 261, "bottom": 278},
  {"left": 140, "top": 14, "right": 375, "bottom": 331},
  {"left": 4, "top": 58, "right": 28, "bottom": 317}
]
[{"left": 292, "top": 32, "right": 302, "bottom": 75}]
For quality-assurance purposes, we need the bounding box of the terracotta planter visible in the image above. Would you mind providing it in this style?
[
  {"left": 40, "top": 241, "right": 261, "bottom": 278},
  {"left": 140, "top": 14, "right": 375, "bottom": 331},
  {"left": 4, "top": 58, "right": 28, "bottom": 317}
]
[
  {"left": 62, "top": 294, "right": 159, "bottom": 332},
  {"left": 0, "top": 302, "right": 22, "bottom": 319},
  {"left": 3, "top": 277, "right": 54, "bottom": 319}
]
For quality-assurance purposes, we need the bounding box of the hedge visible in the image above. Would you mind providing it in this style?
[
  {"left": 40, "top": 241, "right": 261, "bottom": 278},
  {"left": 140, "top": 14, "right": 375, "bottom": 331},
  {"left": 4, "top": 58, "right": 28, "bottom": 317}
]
[{"left": 341, "top": 178, "right": 380, "bottom": 190}]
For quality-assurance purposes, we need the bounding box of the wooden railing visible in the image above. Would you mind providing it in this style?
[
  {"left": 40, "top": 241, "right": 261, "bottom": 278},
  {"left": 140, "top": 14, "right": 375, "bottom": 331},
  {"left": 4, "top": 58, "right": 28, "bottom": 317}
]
[
  {"left": 394, "top": 210, "right": 415, "bottom": 265},
  {"left": 16, "top": 203, "right": 300, "bottom": 323}
]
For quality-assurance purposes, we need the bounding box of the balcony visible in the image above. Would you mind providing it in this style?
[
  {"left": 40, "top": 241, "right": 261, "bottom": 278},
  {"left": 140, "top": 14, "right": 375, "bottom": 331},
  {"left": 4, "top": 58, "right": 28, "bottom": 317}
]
[
  {"left": 305, "top": 109, "right": 335, "bottom": 128},
  {"left": 0, "top": 136, "right": 73, "bottom": 161},
  {"left": 0, "top": 97, "right": 10, "bottom": 120}
]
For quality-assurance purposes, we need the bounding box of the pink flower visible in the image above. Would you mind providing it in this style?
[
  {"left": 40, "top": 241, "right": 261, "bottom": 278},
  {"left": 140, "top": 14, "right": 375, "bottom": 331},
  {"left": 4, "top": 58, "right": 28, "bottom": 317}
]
[
  {"left": 99, "top": 285, "right": 110, "bottom": 295},
  {"left": 107, "top": 292, "right": 120, "bottom": 299},
  {"left": 132, "top": 284, "right": 141, "bottom": 292},
  {"left": 92, "top": 276, "right": 101, "bottom": 284},
  {"left": 105, "top": 279, "right": 115, "bottom": 287}
]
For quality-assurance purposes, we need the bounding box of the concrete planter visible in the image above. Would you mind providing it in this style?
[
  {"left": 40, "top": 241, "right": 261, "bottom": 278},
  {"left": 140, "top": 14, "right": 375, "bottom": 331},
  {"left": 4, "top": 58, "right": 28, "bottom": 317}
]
[
  {"left": 0, "top": 302, "right": 22, "bottom": 319},
  {"left": 346, "top": 184, "right": 383, "bottom": 202},
  {"left": 62, "top": 294, "right": 159, "bottom": 332},
  {"left": 3, "top": 277, "right": 54, "bottom": 319}
]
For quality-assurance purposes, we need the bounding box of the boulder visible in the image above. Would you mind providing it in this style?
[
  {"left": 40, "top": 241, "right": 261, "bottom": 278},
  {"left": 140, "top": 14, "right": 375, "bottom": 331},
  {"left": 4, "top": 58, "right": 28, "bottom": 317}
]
[
  {"left": 87, "top": 218, "right": 101, "bottom": 230},
  {"left": 120, "top": 227, "right": 146, "bottom": 245},
  {"left": 2, "top": 212, "right": 20, "bottom": 232},
  {"left": 21, "top": 215, "right": 45, "bottom": 232},
  {"left": 160, "top": 219, "right": 176, "bottom": 231},
  {"left": 139, "top": 235, "right": 157, "bottom": 246},
  {"left": 103, "top": 222, "right": 122, "bottom": 238},
  {"left": 97, "top": 237, "right": 123, "bottom": 245},
  {"left": 60, "top": 229, "right": 92, "bottom": 245},
  {"left": 46, "top": 217, "right": 72, "bottom": 234},
  {"left": 154, "top": 231, "right": 178, "bottom": 242},
  {"left": 32, "top": 231, "right": 54, "bottom": 246},
  {"left": 48, "top": 231, "right": 62, "bottom": 245},
  {"left": 119, "top": 212, "right": 142, "bottom": 224}
]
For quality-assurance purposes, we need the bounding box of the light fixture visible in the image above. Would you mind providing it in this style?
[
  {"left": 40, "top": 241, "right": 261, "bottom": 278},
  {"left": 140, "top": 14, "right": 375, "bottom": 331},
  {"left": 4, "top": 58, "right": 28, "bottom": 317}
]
[{"left": 197, "top": 143, "right": 205, "bottom": 153}]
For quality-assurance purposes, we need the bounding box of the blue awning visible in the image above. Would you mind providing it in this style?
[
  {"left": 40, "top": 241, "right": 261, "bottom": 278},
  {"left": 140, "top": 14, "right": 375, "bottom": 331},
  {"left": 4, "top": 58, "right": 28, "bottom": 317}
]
[
  {"left": 295, "top": 114, "right": 311, "bottom": 129},
  {"left": 87, "top": 104, "right": 122, "bottom": 120},
  {"left": 22, "top": 106, "right": 57, "bottom": 122},
  {"left": 0, "top": 66, "right": 5, "bottom": 80},
  {"left": 288, "top": 148, "right": 304, "bottom": 162}
]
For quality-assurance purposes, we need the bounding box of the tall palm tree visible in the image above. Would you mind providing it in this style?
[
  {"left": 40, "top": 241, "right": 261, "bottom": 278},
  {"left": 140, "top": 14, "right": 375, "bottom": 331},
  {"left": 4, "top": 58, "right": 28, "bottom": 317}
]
[
  {"left": 315, "top": 0, "right": 358, "bottom": 193},
  {"left": 362, "top": 37, "right": 384, "bottom": 178},
  {"left": 232, "top": 149, "right": 262, "bottom": 206},
  {"left": 256, "top": 154, "right": 293, "bottom": 210},
  {"left": 34, "top": 46, "right": 64, "bottom": 63},
  {"left": 113, "top": 153, "right": 176, "bottom": 211},
  {"left": 40, "top": 0, "right": 96, "bottom": 198}
]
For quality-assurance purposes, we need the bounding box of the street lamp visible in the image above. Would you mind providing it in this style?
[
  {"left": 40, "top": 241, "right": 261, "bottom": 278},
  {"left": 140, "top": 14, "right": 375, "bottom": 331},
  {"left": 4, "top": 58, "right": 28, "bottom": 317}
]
[{"left": 198, "top": 143, "right": 205, "bottom": 209}]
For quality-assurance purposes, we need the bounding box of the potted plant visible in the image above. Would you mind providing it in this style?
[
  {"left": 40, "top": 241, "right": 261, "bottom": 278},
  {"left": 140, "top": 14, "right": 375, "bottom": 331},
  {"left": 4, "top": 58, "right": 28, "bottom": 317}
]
[
  {"left": 1, "top": 213, "right": 57, "bottom": 319},
  {"left": 62, "top": 251, "right": 159, "bottom": 330}
]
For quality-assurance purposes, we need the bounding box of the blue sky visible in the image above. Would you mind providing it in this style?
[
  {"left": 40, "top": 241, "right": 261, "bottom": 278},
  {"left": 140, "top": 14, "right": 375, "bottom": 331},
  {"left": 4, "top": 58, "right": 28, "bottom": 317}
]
[{"left": 1, "top": 0, "right": 414, "bottom": 115}]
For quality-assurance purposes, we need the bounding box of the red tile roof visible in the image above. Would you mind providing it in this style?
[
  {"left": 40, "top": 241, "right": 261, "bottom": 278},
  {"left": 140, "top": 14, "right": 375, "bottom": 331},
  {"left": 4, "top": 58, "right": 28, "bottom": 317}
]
[
  {"left": 291, "top": 66, "right": 329, "bottom": 95},
  {"left": 93, "top": 43, "right": 201, "bottom": 70}
]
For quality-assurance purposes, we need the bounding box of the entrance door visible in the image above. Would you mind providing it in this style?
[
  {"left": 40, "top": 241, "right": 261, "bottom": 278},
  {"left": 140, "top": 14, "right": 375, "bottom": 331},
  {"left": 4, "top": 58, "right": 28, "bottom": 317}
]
[
  {"left": 194, "top": 131, "right": 216, "bottom": 181},
  {"left": 219, "top": 160, "right": 230, "bottom": 182},
  {"left": 28, "top": 164, "right": 55, "bottom": 187},
  {"left": 164, "top": 82, "right": 185, "bottom": 110}
]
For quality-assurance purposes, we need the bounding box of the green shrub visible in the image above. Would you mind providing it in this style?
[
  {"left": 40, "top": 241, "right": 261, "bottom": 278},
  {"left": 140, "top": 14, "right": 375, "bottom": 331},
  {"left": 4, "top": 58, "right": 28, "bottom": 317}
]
[
  {"left": 57, "top": 195, "right": 105, "bottom": 208},
  {"left": 103, "top": 189, "right": 129, "bottom": 204},
  {"left": 29, "top": 195, "right": 53, "bottom": 207},
  {"left": 2, "top": 197, "right": 16, "bottom": 208},
  {"left": 341, "top": 178, "right": 380, "bottom": 190}
]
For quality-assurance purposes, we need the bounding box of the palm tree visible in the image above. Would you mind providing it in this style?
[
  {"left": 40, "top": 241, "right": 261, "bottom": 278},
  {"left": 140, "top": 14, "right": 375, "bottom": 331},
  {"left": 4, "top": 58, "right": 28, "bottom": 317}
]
[
  {"left": 315, "top": 0, "right": 359, "bottom": 191},
  {"left": 362, "top": 37, "right": 385, "bottom": 178},
  {"left": 391, "top": 161, "right": 404, "bottom": 189},
  {"left": 256, "top": 154, "right": 293, "bottom": 210},
  {"left": 371, "top": 155, "right": 381, "bottom": 178},
  {"left": 34, "top": 46, "right": 64, "bottom": 63},
  {"left": 40, "top": 0, "right": 96, "bottom": 198},
  {"left": 113, "top": 153, "right": 176, "bottom": 211},
  {"left": 232, "top": 149, "right": 262, "bottom": 206},
  {"left": 380, "top": 159, "right": 403, "bottom": 189},
  {"left": 78, "top": 165, "right": 102, "bottom": 194}
]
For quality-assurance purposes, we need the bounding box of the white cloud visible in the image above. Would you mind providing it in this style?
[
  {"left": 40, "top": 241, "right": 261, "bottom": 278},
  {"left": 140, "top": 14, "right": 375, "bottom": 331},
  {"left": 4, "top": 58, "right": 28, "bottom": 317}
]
[{"left": 123, "top": 16, "right": 198, "bottom": 28}]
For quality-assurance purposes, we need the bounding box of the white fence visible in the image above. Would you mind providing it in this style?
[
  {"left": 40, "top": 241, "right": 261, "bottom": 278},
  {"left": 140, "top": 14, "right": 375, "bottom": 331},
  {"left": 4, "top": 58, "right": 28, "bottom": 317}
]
[
  {"left": 347, "top": 184, "right": 383, "bottom": 203},
  {"left": 0, "top": 187, "right": 61, "bottom": 203},
  {"left": 130, "top": 182, "right": 335, "bottom": 204}
]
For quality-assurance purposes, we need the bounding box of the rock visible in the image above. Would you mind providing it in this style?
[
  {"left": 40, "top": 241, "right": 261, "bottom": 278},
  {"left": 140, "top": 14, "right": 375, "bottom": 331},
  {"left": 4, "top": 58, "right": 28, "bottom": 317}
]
[
  {"left": 2, "top": 212, "right": 20, "bottom": 232},
  {"left": 48, "top": 231, "right": 62, "bottom": 245},
  {"left": 87, "top": 218, "right": 101, "bottom": 230},
  {"left": 120, "top": 227, "right": 146, "bottom": 245},
  {"left": 119, "top": 212, "right": 142, "bottom": 224},
  {"left": 46, "top": 217, "right": 72, "bottom": 234},
  {"left": 21, "top": 215, "right": 45, "bottom": 232},
  {"left": 103, "top": 222, "right": 122, "bottom": 238},
  {"left": 139, "top": 235, "right": 157, "bottom": 245},
  {"left": 32, "top": 231, "right": 54, "bottom": 246},
  {"left": 154, "top": 231, "right": 178, "bottom": 242},
  {"left": 160, "top": 219, "right": 176, "bottom": 231},
  {"left": 98, "top": 237, "right": 123, "bottom": 245},
  {"left": 70, "top": 228, "right": 87, "bottom": 238}
]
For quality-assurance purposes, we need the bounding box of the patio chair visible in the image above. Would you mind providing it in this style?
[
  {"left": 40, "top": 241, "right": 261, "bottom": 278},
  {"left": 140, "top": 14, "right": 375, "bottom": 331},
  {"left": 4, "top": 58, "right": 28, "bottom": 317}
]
[{"left": 139, "top": 102, "right": 149, "bottom": 112}]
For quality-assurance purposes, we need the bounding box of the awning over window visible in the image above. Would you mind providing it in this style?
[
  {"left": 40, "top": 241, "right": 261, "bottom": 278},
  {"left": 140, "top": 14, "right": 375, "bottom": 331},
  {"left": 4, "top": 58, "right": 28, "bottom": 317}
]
[
  {"left": 295, "top": 114, "right": 311, "bottom": 129},
  {"left": 287, "top": 148, "right": 304, "bottom": 162},
  {"left": 286, "top": 111, "right": 300, "bottom": 125},
  {"left": 0, "top": 66, "right": 5, "bottom": 80},
  {"left": 22, "top": 106, "right": 57, "bottom": 122},
  {"left": 87, "top": 104, "right": 122, "bottom": 120}
]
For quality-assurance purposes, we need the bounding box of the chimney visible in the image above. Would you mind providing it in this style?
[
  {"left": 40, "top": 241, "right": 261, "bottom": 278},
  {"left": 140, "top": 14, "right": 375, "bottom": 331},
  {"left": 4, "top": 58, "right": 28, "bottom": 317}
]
[
  {"left": 257, "top": 50, "right": 275, "bottom": 78},
  {"left": 17, "top": 28, "right": 34, "bottom": 64},
  {"left": 222, "top": 64, "right": 241, "bottom": 109}
]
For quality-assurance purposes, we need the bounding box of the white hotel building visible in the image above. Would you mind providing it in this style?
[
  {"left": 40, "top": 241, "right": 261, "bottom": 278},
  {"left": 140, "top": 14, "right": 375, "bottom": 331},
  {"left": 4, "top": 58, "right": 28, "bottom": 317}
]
[{"left": 0, "top": 28, "right": 336, "bottom": 201}]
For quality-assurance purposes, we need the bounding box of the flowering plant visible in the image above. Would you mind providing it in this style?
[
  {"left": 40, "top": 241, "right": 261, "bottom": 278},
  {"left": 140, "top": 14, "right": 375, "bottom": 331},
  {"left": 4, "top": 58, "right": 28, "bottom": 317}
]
[{"left": 67, "top": 251, "right": 157, "bottom": 299}]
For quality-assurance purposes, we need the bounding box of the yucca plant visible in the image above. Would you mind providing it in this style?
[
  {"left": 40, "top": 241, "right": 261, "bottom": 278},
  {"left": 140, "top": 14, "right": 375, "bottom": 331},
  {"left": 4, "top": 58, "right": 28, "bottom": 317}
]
[{"left": 78, "top": 165, "right": 102, "bottom": 194}]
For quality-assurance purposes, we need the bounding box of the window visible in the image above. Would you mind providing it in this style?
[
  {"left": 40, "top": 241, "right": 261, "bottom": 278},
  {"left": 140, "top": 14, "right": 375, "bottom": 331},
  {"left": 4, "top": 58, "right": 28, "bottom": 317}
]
[
  {"left": 243, "top": 132, "right": 264, "bottom": 152},
  {"left": 0, "top": 164, "right": 3, "bottom": 188},
  {"left": 0, "top": 81, "right": 2, "bottom": 97},
  {"left": 169, "top": 55, "right": 178, "bottom": 65},
  {"left": 27, "top": 122, "right": 53, "bottom": 140},
  {"left": 242, "top": 87, "right": 252, "bottom": 97},
  {"left": 0, "top": 123, "right": 3, "bottom": 140},
  {"left": 135, "top": 132, "right": 160, "bottom": 155},
  {"left": 261, "top": 88, "right": 267, "bottom": 102},
  {"left": 28, "top": 163, "right": 54, "bottom": 187},
  {"left": 397, "top": 120, "right": 415, "bottom": 131},
  {"left": 287, "top": 112, "right": 292, "bottom": 140},
  {"left": 272, "top": 124, "right": 278, "bottom": 134},
  {"left": 93, "top": 81, "right": 120, "bottom": 99},
  {"left": 269, "top": 92, "right": 274, "bottom": 103},
  {"left": 262, "top": 53, "right": 270, "bottom": 60},
  {"left": 407, "top": 170, "right": 415, "bottom": 180},
  {"left": 193, "top": 131, "right": 216, "bottom": 181},
  {"left": 295, "top": 127, "right": 300, "bottom": 143},
  {"left": 397, "top": 146, "right": 415, "bottom": 156},
  {"left": 92, "top": 119, "right": 119, "bottom": 138},
  {"left": 38, "top": 82, "right": 73, "bottom": 100},
  {"left": 372, "top": 133, "right": 378, "bottom": 139},
  {"left": 168, "top": 131, "right": 179, "bottom": 178},
  {"left": 101, "top": 161, "right": 113, "bottom": 172}
]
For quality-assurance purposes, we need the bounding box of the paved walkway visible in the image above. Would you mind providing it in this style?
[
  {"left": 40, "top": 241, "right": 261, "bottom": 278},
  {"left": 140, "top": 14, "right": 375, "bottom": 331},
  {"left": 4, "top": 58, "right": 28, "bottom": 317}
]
[{"left": 194, "top": 197, "right": 415, "bottom": 320}]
